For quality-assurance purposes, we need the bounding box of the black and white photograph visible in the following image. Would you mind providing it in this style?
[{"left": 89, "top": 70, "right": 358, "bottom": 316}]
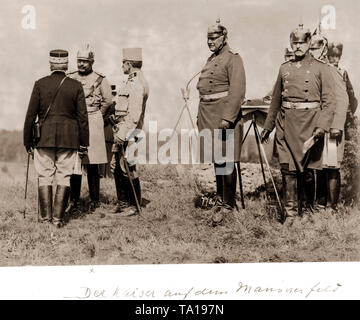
[{"left": 0, "top": 0, "right": 359, "bottom": 301}]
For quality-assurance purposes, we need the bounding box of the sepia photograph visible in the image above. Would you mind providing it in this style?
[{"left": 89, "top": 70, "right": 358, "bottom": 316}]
[{"left": 0, "top": 0, "right": 359, "bottom": 300}]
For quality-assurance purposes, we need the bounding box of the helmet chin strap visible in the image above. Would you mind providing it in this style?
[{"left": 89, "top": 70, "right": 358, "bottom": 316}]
[{"left": 215, "top": 37, "right": 227, "bottom": 54}]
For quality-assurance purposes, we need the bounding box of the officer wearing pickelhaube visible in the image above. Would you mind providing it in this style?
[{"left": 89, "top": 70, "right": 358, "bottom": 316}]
[
  {"left": 260, "top": 24, "right": 336, "bottom": 224},
  {"left": 196, "top": 19, "right": 246, "bottom": 225},
  {"left": 67, "top": 44, "right": 113, "bottom": 213},
  {"left": 110, "top": 48, "right": 149, "bottom": 215},
  {"left": 23, "top": 49, "right": 89, "bottom": 227}
]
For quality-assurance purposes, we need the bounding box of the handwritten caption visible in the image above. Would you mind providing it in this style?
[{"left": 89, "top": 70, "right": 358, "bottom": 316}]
[{"left": 66, "top": 281, "right": 342, "bottom": 300}]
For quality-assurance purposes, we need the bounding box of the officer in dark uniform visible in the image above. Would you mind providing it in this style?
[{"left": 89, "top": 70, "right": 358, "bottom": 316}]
[
  {"left": 23, "top": 49, "right": 89, "bottom": 227},
  {"left": 196, "top": 19, "right": 246, "bottom": 225},
  {"left": 260, "top": 24, "right": 336, "bottom": 224}
]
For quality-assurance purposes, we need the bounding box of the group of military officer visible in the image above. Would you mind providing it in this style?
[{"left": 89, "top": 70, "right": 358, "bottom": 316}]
[
  {"left": 23, "top": 46, "right": 148, "bottom": 227},
  {"left": 23, "top": 19, "right": 357, "bottom": 228}
]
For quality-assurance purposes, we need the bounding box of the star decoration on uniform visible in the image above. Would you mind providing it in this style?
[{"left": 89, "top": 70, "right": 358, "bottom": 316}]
[{"left": 295, "top": 61, "right": 302, "bottom": 69}]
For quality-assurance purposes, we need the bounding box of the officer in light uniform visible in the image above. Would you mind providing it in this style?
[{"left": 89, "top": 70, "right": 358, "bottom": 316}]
[
  {"left": 23, "top": 50, "right": 89, "bottom": 227},
  {"left": 260, "top": 24, "right": 336, "bottom": 224},
  {"left": 67, "top": 45, "right": 113, "bottom": 212},
  {"left": 196, "top": 19, "right": 246, "bottom": 225},
  {"left": 110, "top": 48, "right": 149, "bottom": 214},
  {"left": 310, "top": 38, "right": 357, "bottom": 211}
]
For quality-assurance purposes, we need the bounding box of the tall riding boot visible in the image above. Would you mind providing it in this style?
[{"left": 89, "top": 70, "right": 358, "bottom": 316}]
[
  {"left": 303, "top": 169, "right": 315, "bottom": 211},
  {"left": 328, "top": 169, "right": 341, "bottom": 211},
  {"left": 53, "top": 185, "right": 70, "bottom": 228},
  {"left": 282, "top": 170, "right": 298, "bottom": 219},
  {"left": 38, "top": 185, "right": 53, "bottom": 223},
  {"left": 315, "top": 169, "right": 328, "bottom": 209},
  {"left": 222, "top": 165, "right": 237, "bottom": 209},
  {"left": 87, "top": 164, "right": 100, "bottom": 211},
  {"left": 67, "top": 174, "right": 82, "bottom": 213},
  {"left": 214, "top": 164, "right": 223, "bottom": 204}
]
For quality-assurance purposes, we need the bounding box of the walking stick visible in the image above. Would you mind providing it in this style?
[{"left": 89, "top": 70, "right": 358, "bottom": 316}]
[
  {"left": 236, "top": 162, "right": 245, "bottom": 209},
  {"left": 24, "top": 152, "right": 31, "bottom": 219},
  {"left": 256, "top": 125, "right": 286, "bottom": 222},
  {"left": 121, "top": 144, "right": 142, "bottom": 215}
]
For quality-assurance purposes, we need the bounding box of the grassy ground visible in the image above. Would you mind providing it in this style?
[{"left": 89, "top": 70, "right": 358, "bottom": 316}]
[{"left": 0, "top": 160, "right": 359, "bottom": 266}]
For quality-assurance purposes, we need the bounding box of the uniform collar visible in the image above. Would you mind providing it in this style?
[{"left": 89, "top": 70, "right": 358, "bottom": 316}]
[
  {"left": 128, "top": 69, "right": 141, "bottom": 80},
  {"left": 51, "top": 70, "right": 66, "bottom": 74}
]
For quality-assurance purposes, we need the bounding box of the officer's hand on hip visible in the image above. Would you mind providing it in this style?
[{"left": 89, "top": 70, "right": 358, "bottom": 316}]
[
  {"left": 330, "top": 128, "right": 342, "bottom": 143},
  {"left": 313, "top": 127, "right": 325, "bottom": 140},
  {"left": 219, "top": 119, "right": 231, "bottom": 130},
  {"left": 260, "top": 129, "right": 271, "bottom": 144}
]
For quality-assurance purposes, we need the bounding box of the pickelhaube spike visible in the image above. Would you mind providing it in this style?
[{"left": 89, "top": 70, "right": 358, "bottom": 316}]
[
  {"left": 207, "top": 18, "right": 227, "bottom": 37},
  {"left": 290, "top": 24, "right": 311, "bottom": 43}
]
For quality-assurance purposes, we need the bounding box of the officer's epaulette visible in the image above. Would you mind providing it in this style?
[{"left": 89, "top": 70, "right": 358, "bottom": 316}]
[
  {"left": 94, "top": 71, "right": 105, "bottom": 78},
  {"left": 228, "top": 48, "right": 238, "bottom": 55}
]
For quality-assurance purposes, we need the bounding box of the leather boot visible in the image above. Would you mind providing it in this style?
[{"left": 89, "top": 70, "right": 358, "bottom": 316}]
[
  {"left": 214, "top": 164, "right": 223, "bottom": 204},
  {"left": 67, "top": 174, "right": 82, "bottom": 213},
  {"left": 53, "top": 185, "right": 70, "bottom": 228},
  {"left": 87, "top": 164, "right": 100, "bottom": 212},
  {"left": 222, "top": 165, "right": 237, "bottom": 208},
  {"left": 328, "top": 169, "right": 340, "bottom": 212},
  {"left": 282, "top": 171, "right": 298, "bottom": 219},
  {"left": 38, "top": 185, "right": 52, "bottom": 223},
  {"left": 303, "top": 169, "right": 315, "bottom": 211},
  {"left": 315, "top": 169, "right": 327, "bottom": 209}
]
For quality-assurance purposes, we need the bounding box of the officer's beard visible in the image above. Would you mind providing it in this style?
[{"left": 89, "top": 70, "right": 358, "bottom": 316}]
[{"left": 78, "top": 67, "right": 93, "bottom": 76}]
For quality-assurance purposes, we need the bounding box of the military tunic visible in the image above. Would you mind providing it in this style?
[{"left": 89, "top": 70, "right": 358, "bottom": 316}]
[
  {"left": 68, "top": 70, "right": 112, "bottom": 164},
  {"left": 263, "top": 53, "right": 336, "bottom": 171},
  {"left": 113, "top": 69, "right": 149, "bottom": 143},
  {"left": 196, "top": 44, "right": 246, "bottom": 163},
  {"left": 322, "top": 64, "right": 349, "bottom": 168}
]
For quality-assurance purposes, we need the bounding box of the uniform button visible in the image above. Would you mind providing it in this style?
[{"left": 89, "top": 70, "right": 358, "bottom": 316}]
[
  {"left": 306, "top": 70, "right": 310, "bottom": 73},
  {"left": 214, "top": 64, "right": 218, "bottom": 67},
  {"left": 285, "top": 89, "right": 288, "bottom": 92},
  {"left": 305, "top": 89, "right": 309, "bottom": 93},
  {"left": 285, "top": 80, "right": 289, "bottom": 84},
  {"left": 210, "top": 71, "right": 214, "bottom": 74},
  {"left": 209, "top": 90, "right": 212, "bottom": 92},
  {"left": 305, "top": 80, "right": 309, "bottom": 83},
  {"left": 209, "top": 80, "right": 213, "bottom": 83}
]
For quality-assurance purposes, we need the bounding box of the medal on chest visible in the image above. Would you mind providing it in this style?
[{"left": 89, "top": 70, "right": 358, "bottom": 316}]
[{"left": 295, "top": 61, "right": 302, "bottom": 69}]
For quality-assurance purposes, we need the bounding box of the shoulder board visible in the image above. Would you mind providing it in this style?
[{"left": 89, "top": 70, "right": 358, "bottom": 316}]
[
  {"left": 314, "top": 57, "right": 326, "bottom": 64},
  {"left": 228, "top": 48, "right": 238, "bottom": 55},
  {"left": 94, "top": 71, "right": 105, "bottom": 78}
]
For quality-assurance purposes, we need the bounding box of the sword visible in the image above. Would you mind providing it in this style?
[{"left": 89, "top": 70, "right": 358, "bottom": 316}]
[{"left": 23, "top": 152, "right": 31, "bottom": 219}]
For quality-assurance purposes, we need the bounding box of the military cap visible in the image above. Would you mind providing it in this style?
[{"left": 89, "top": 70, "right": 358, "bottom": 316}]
[
  {"left": 77, "top": 44, "right": 95, "bottom": 61},
  {"left": 49, "top": 49, "right": 68, "bottom": 64},
  {"left": 123, "top": 48, "right": 142, "bottom": 62},
  {"left": 328, "top": 41, "right": 343, "bottom": 58},
  {"left": 290, "top": 24, "right": 311, "bottom": 43},
  {"left": 310, "top": 34, "right": 328, "bottom": 49},
  {"left": 207, "top": 18, "right": 227, "bottom": 37}
]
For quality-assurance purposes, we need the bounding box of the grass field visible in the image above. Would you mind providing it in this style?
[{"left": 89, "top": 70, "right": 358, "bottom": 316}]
[{"left": 0, "top": 160, "right": 360, "bottom": 267}]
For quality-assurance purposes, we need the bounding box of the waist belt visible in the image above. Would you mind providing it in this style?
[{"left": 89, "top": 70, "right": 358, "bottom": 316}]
[
  {"left": 200, "top": 91, "right": 228, "bottom": 102},
  {"left": 87, "top": 106, "right": 100, "bottom": 113},
  {"left": 282, "top": 101, "right": 320, "bottom": 110}
]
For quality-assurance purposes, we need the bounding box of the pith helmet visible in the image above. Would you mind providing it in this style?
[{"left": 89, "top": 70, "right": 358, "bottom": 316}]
[
  {"left": 207, "top": 18, "right": 227, "bottom": 37},
  {"left": 49, "top": 49, "right": 68, "bottom": 64},
  {"left": 77, "top": 44, "right": 95, "bottom": 61},
  {"left": 328, "top": 42, "right": 343, "bottom": 58},
  {"left": 290, "top": 24, "right": 311, "bottom": 43}
]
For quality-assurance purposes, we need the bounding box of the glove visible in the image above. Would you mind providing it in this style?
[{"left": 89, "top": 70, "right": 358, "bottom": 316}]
[
  {"left": 219, "top": 119, "right": 232, "bottom": 130},
  {"left": 78, "top": 146, "right": 88, "bottom": 159},
  {"left": 330, "top": 128, "right": 342, "bottom": 143},
  {"left": 109, "top": 114, "right": 117, "bottom": 127},
  {"left": 313, "top": 127, "right": 325, "bottom": 140},
  {"left": 25, "top": 145, "right": 34, "bottom": 154},
  {"left": 260, "top": 129, "right": 271, "bottom": 144}
]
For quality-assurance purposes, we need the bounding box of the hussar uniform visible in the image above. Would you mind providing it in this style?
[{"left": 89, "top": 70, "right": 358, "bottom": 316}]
[
  {"left": 262, "top": 25, "right": 336, "bottom": 220},
  {"left": 23, "top": 49, "right": 89, "bottom": 227},
  {"left": 67, "top": 46, "right": 113, "bottom": 212},
  {"left": 196, "top": 20, "right": 246, "bottom": 220},
  {"left": 111, "top": 48, "right": 149, "bottom": 212}
]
